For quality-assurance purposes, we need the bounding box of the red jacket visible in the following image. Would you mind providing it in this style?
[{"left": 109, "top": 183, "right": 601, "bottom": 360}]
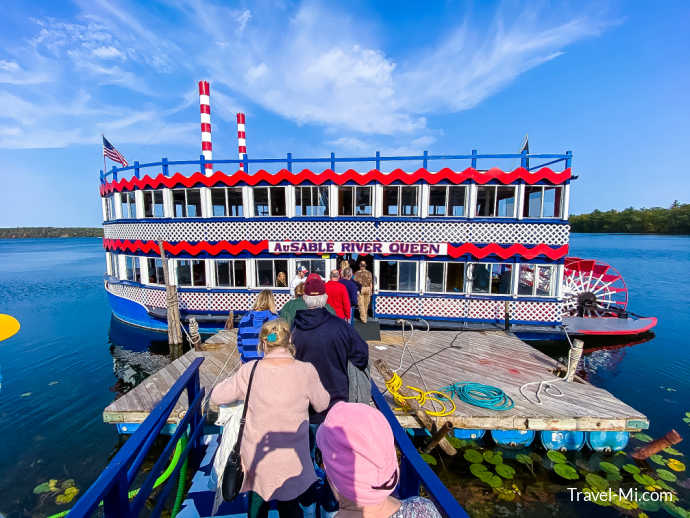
[{"left": 325, "top": 280, "right": 351, "bottom": 319}]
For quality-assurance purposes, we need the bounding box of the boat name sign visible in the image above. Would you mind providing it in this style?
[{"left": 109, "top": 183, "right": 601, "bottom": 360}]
[{"left": 268, "top": 240, "right": 447, "bottom": 256}]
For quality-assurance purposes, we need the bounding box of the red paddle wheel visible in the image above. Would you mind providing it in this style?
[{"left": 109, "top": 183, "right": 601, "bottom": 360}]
[{"left": 562, "top": 257, "right": 629, "bottom": 318}]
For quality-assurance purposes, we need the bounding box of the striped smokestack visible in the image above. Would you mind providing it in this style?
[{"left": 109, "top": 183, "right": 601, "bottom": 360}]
[
  {"left": 198, "top": 80, "right": 212, "bottom": 175},
  {"left": 237, "top": 112, "right": 246, "bottom": 171}
]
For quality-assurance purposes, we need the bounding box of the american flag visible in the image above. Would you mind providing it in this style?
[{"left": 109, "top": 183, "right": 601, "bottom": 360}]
[{"left": 103, "top": 136, "right": 128, "bottom": 167}]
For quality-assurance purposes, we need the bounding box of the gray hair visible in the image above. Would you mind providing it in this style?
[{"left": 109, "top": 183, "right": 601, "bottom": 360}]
[
  {"left": 304, "top": 293, "right": 328, "bottom": 308},
  {"left": 343, "top": 267, "right": 353, "bottom": 278}
]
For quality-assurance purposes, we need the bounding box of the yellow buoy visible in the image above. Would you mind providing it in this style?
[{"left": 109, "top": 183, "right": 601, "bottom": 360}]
[{"left": 0, "top": 314, "right": 20, "bottom": 342}]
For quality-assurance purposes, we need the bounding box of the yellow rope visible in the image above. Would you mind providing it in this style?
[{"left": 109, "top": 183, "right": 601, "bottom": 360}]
[{"left": 385, "top": 372, "right": 456, "bottom": 417}]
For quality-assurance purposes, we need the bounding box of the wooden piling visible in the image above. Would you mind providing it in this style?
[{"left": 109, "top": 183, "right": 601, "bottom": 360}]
[
  {"left": 423, "top": 421, "right": 453, "bottom": 454},
  {"left": 631, "top": 429, "right": 682, "bottom": 460},
  {"left": 373, "top": 359, "right": 457, "bottom": 456},
  {"left": 158, "top": 241, "right": 183, "bottom": 347}
]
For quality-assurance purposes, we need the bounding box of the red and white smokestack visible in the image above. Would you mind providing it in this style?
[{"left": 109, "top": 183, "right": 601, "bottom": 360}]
[
  {"left": 198, "top": 80, "right": 213, "bottom": 174},
  {"left": 237, "top": 112, "right": 246, "bottom": 171}
]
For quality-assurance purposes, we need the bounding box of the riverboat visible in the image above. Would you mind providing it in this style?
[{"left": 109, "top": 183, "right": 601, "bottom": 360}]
[{"left": 99, "top": 81, "right": 655, "bottom": 340}]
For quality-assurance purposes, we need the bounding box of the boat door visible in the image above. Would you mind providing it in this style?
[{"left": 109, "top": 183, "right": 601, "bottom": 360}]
[{"left": 343, "top": 254, "right": 375, "bottom": 319}]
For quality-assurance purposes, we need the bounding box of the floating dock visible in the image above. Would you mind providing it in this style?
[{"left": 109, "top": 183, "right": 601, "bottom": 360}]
[{"left": 103, "top": 328, "right": 648, "bottom": 434}]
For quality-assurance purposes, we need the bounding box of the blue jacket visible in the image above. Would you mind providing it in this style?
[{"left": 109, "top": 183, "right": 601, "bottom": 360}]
[
  {"left": 339, "top": 278, "right": 360, "bottom": 306},
  {"left": 292, "top": 307, "right": 369, "bottom": 423},
  {"left": 237, "top": 310, "right": 278, "bottom": 362}
]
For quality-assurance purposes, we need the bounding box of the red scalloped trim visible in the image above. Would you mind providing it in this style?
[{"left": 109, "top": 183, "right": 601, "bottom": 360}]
[
  {"left": 100, "top": 166, "right": 571, "bottom": 194},
  {"left": 104, "top": 239, "right": 567, "bottom": 259}
]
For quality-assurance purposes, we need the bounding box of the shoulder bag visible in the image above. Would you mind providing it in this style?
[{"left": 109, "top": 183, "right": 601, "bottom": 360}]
[{"left": 222, "top": 360, "right": 259, "bottom": 501}]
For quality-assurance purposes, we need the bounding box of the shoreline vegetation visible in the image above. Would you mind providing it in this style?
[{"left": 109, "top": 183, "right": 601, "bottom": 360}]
[{"left": 0, "top": 202, "right": 688, "bottom": 238}]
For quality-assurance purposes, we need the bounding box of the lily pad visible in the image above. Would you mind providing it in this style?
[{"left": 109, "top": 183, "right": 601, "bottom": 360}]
[
  {"left": 667, "top": 459, "right": 686, "bottom": 472},
  {"left": 515, "top": 453, "right": 533, "bottom": 466},
  {"left": 633, "top": 433, "right": 654, "bottom": 443},
  {"left": 33, "top": 482, "right": 51, "bottom": 494},
  {"left": 611, "top": 493, "right": 638, "bottom": 510},
  {"left": 553, "top": 462, "right": 579, "bottom": 480},
  {"left": 585, "top": 473, "right": 608, "bottom": 490},
  {"left": 55, "top": 487, "right": 79, "bottom": 505},
  {"left": 48, "top": 381, "right": 59, "bottom": 386},
  {"left": 20, "top": 392, "right": 32, "bottom": 398},
  {"left": 546, "top": 450, "right": 567, "bottom": 464},
  {"left": 661, "top": 501, "right": 690, "bottom": 518},
  {"left": 637, "top": 499, "right": 661, "bottom": 512},
  {"left": 484, "top": 473, "right": 503, "bottom": 488},
  {"left": 582, "top": 487, "right": 611, "bottom": 507},
  {"left": 664, "top": 447, "right": 683, "bottom": 456},
  {"left": 623, "top": 463, "right": 641, "bottom": 474},
  {"left": 464, "top": 449, "right": 484, "bottom": 464},
  {"left": 447, "top": 436, "right": 464, "bottom": 449},
  {"left": 599, "top": 461, "right": 620, "bottom": 474},
  {"left": 634, "top": 473, "right": 656, "bottom": 486},
  {"left": 420, "top": 453, "right": 437, "bottom": 466},
  {"left": 470, "top": 463, "right": 489, "bottom": 478},
  {"left": 650, "top": 454, "right": 667, "bottom": 466},
  {"left": 607, "top": 471, "right": 623, "bottom": 482},
  {"left": 495, "top": 463, "right": 516, "bottom": 479},
  {"left": 483, "top": 450, "right": 503, "bottom": 465},
  {"left": 60, "top": 479, "right": 76, "bottom": 489}
]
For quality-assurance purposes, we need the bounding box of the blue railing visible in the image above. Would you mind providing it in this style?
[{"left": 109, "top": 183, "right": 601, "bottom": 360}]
[
  {"left": 100, "top": 150, "right": 573, "bottom": 184},
  {"left": 68, "top": 358, "right": 205, "bottom": 517},
  {"left": 371, "top": 381, "right": 469, "bottom": 518}
]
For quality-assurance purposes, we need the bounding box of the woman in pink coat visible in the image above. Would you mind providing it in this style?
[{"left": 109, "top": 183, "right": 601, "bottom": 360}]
[{"left": 211, "top": 318, "right": 330, "bottom": 518}]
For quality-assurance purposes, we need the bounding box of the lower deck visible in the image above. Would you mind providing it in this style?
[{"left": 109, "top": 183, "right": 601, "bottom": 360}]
[{"left": 103, "top": 327, "right": 647, "bottom": 433}]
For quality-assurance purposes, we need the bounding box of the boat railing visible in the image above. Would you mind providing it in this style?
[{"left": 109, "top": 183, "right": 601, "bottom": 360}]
[
  {"left": 100, "top": 150, "right": 573, "bottom": 184},
  {"left": 371, "top": 380, "right": 469, "bottom": 518},
  {"left": 67, "top": 357, "right": 205, "bottom": 517}
]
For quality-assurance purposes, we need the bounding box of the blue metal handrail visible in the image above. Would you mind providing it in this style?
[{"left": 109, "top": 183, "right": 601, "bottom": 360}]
[
  {"left": 370, "top": 380, "right": 469, "bottom": 518},
  {"left": 68, "top": 357, "right": 205, "bottom": 517},
  {"left": 101, "top": 150, "right": 573, "bottom": 184}
]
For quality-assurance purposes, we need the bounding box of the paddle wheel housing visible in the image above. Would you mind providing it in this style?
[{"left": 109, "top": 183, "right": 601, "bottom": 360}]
[{"left": 562, "top": 257, "right": 628, "bottom": 318}]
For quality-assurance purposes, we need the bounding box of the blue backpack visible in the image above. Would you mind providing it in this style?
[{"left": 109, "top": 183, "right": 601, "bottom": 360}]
[{"left": 237, "top": 310, "right": 278, "bottom": 362}]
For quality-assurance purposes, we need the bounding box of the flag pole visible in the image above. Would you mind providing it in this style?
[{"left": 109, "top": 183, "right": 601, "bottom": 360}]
[{"left": 102, "top": 134, "right": 107, "bottom": 176}]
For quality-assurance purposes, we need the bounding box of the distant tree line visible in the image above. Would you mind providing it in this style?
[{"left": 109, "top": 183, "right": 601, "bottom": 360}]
[
  {"left": 0, "top": 227, "right": 103, "bottom": 239},
  {"left": 570, "top": 201, "right": 690, "bottom": 234}
]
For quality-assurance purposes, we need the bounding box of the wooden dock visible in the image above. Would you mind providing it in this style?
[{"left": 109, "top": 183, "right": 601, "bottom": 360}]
[{"left": 103, "top": 328, "right": 648, "bottom": 433}]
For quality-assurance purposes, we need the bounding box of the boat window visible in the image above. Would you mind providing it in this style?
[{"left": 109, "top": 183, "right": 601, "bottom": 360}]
[
  {"left": 215, "top": 260, "right": 247, "bottom": 287},
  {"left": 176, "top": 259, "right": 206, "bottom": 287},
  {"left": 295, "top": 186, "right": 329, "bottom": 216},
  {"left": 256, "top": 259, "right": 289, "bottom": 287},
  {"left": 125, "top": 256, "right": 141, "bottom": 283},
  {"left": 253, "top": 187, "right": 286, "bottom": 217},
  {"left": 105, "top": 195, "right": 115, "bottom": 220},
  {"left": 121, "top": 192, "right": 137, "bottom": 219},
  {"left": 211, "top": 187, "right": 244, "bottom": 217},
  {"left": 475, "top": 186, "right": 516, "bottom": 218},
  {"left": 470, "top": 263, "right": 513, "bottom": 295},
  {"left": 379, "top": 260, "right": 418, "bottom": 292},
  {"left": 146, "top": 258, "right": 165, "bottom": 284},
  {"left": 109, "top": 253, "right": 119, "bottom": 278},
  {"left": 522, "top": 186, "right": 563, "bottom": 218},
  {"left": 338, "top": 186, "right": 372, "bottom": 216},
  {"left": 428, "top": 186, "right": 467, "bottom": 217},
  {"left": 295, "top": 259, "right": 327, "bottom": 279},
  {"left": 518, "top": 264, "right": 556, "bottom": 296},
  {"left": 172, "top": 189, "right": 202, "bottom": 218},
  {"left": 382, "top": 186, "right": 419, "bottom": 217},
  {"left": 143, "top": 190, "right": 165, "bottom": 218},
  {"left": 426, "top": 262, "right": 466, "bottom": 293}
]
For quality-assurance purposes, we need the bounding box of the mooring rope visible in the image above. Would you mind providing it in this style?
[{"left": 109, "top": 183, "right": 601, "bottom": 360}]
[
  {"left": 385, "top": 371, "right": 457, "bottom": 417},
  {"left": 442, "top": 382, "right": 514, "bottom": 411}
]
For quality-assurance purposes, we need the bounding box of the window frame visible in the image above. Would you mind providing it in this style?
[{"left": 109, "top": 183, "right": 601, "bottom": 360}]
[
  {"left": 172, "top": 188, "right": 203, "bottom": 218},
  {"left": 211, "top": 187, "right": 244, "bottom": 217},
  {"left": 475, "top": 185, "right": 517, "bottom": 218},
  {"left": 125, "top": 255, "right": 141, "bottom": 283},
  {"left": 425, "top": 261, "right": 467, "bottom": 294},
  {"left": 295, "top": 259, "right": 327, "bottom": 279},
  {"left": 517, "top": 264, "right": 557, "bottom": 297},
  {"left": 522, "top": 185, "right": 564, "bottom": 219},
  {"left": 109, "top": 252, "right": 119, "bottom": 278},
  {"left": 121, "top": 192, "right": 137, "bottom": 219},
  {"left": 295, "top": 185, "right": 330, "bottom": 217},
  {"left": 428, "top": 185, "right": 467, "bottom": 217},
  {"left": 253, "top": 187, "right": 287, "bottom": 217},
  {"left": 143, "top": 190, "right": 165, "bottom": 218},
  {"left": 468, "top": 262, "right": 514, "bottom": 296},
  {"left": 382, "top": 185, "right": 420, "bottom": 217},
  {"left": 105, "top": 195, "right": 115, "bottom": 220},
  {"left": 378, "top": 260, "right": 418, "bottom": 292},
  {"left": 214, "top": 259, "right": 248, "bottom": 288},
  {"left": 337, "top": 186, "right": 373, "bottom": 216},
  {"left": 146, "top": 257, "right": 166, "bottom": 285},
  {"left": 255, "top": 259, "right": 289, "bottom": 288},
  {"left": 176, "top": 259, "right": 207, "bottom": 287}
]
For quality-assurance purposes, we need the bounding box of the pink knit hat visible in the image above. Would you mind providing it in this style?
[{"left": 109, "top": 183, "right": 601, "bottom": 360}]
[{"left": 316, "top": 402, "right": 399, "bottom": 505}]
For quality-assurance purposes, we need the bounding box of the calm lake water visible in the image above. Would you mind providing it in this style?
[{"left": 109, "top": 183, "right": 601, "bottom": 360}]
[{"left": 0, "top": 235, "right": 688, "bottom": 517}]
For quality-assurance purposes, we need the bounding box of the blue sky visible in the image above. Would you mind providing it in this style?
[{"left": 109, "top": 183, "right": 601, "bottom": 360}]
[{"left": 0, "top": 0, "right": 688, "bottom": 226}]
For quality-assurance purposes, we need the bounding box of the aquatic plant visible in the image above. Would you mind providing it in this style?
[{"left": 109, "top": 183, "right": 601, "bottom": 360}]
[
  {"left": 495, "top": 463, "right": 516, "bottom": 479},
  {"left": 649, "top": 454, "right": 667, "bottom": 466},
  {"left": 546, "top": 450, "right": 566, "bottom": 464},
  {"left": 664, "top": 447, "right": 684, "bottom": 456},
  {"left": 668, "top": 459, "right": 686, "bottom": 472},
  {"left": 483, "top": 450, "right": 503, "bottom": 465},
  {"left": 584, "top": 473, "right": 608, "bottom": 490},
  {"left": 633, "top": 433, "right": 654, "bottom": 443},
  {"left": 420, "top": 453, "right": 437, "bottom": 466},
  {"left": 553, "top": 463, "right": 578, "bottom": 480},
  {"left": 623, "top": 463, "right": 641, "bottom": 474},
  {"left": 463, "top": 449, "right": 484, "bottom": 464},
  {"left": 599, "top": 461, "right": 620, "bottom": 475},
  {"left": 469, "top": 463, "right": 503, "bottom": 488}
]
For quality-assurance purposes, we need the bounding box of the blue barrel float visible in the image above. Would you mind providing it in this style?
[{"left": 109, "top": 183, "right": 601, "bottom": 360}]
[
  {"left": 491, "top": 430, "right": 536, "bottom": 449},
  {"left": 453, "top": 429, "right": 486, "bottom": 441},
  {"left": 540, "top": 430, "right": 586, "bottom": 451},
  {"left": 586, "top": 431, "right": 630, "bottom": 452}
]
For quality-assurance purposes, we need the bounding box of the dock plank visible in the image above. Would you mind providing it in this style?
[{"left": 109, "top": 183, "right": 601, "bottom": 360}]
[{"left": 103, "top": 328, "right": 648, "bottom": 432}]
